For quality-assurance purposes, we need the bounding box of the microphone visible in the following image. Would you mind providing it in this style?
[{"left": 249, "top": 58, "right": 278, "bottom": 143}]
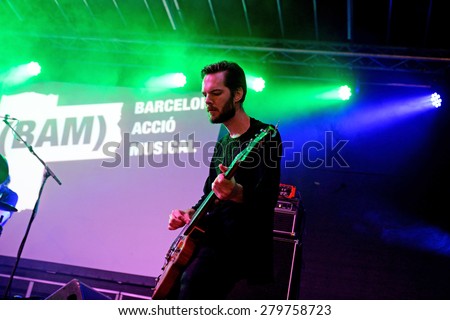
[{"left": 0, "top": 115, "right": 18, "bottom": 121}]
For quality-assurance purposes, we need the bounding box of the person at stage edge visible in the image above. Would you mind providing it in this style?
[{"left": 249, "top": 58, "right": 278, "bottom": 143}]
[
  {"left": 167, "top": 60, "right": 282, "bottom": 299},
  {"left": 0, "top": 175, "right": 19, "bottom": 237}
]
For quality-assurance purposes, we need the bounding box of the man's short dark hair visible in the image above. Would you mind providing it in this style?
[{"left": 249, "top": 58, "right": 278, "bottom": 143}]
[{"left": 201, "top": 60, "right": 247, "bottom": 104}]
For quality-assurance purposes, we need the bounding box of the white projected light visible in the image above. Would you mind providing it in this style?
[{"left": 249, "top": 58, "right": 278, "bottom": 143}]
[
  {"left": 247, "top": 75, "right": 265, "bottom": 92},
  {"left": 339, "top": 85, "right": 352, "bottom": 101},
  {"left": 252, "top": 77, "right": 265, "bottom": 92},
  {"left": 430, "top": 92, "right": 442, "bottom": 108},
  {"left": 2, "top": 61, "right": 42, "bottom": 86},
  {"left": 26, "top": 61, "right": 42, "bottom": 76},
  {"left": 146, "top": 72, "right": 187, "bottom": 89}
]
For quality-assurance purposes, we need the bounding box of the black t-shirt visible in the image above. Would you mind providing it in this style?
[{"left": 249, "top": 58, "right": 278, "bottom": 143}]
[{"left": 192, "top": 117, "right": 282, "bottom": 282}]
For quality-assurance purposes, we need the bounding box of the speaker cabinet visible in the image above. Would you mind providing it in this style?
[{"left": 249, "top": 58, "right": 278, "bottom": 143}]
[
  {"left": 227, "top": 236, "right": 301, "bottom": 300},
  {"left": 273, "top": 197, "right": 303, "bottom": 238},
  {"left": 274, "top": 209, "right": 298, "bottom": 237},
  {"left": 46, "top": 279, "right": 111, "bottom": 300}
]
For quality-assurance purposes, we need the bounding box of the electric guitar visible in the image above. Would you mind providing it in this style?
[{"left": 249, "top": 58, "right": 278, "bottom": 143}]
[{"left": 151, "top": 125, "right": 277, "bottom": 299}]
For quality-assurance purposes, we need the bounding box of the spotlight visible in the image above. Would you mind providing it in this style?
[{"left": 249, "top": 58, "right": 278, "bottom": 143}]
[
  {"left": 26, "top": 61, "right": 42, "bottom": 76},
  {"left": 145, "top": 72, "right": 187, "bottom": 90},
  {"left": 1, "top": 61, "right": 42, "bottom": 86},
  {"left": 172, "top": 73, "right": 187, "bottom": 88},
  {"left": 430, "top": 92, "right": 442, "bottom": 108},
  {"left": 338, "top": 85, "right": 352, "bottom": 101},
  {"left": 251, "top": 77, "right": 265, "bottom": 92},
  {"left": 247, "top": 75, "right": 265, "bottom": 92}
]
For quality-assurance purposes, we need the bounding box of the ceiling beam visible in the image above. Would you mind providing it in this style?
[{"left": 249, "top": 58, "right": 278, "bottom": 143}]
[
  {"left": 207, "top": 0, "right": 220, "bottom": 34},
  {"left": 2, "top": 31, "right": 449, "bottom": 80},
  {"left": 143, "top": 0, "right": 158, "bottom": 30},
  {"left": 241, "top": 0, "right": 252, "bottom": 36},
  {"left": 112, "top": 0, "right": 127, "bottom": 26},
  {"left": 276, "top": 0, "right": 285, "bottom": 38},
  {"left": 161, "top": 0, "right": 176, "bottom": 30}
]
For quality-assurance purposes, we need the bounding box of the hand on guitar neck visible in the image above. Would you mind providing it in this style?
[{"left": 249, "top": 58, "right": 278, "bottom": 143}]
[
  {"left": 212, "top": 164, "right": 243, "bottom": 203},
  {"left": 168, "top": 164, "right": 243, "bottom": 231}
]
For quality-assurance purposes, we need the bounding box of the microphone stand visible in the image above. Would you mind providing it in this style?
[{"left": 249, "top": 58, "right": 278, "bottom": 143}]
[{"left": 1, "top": 116, "right": 62, "bottom": 299}]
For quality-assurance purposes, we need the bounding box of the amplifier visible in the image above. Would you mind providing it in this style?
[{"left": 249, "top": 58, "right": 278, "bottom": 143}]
[
  {"left": 273, "top": 198, "right": 301, "bottom": 238},
  {"left": 275, "top": 199, "right": 298, "bottom": 213}
]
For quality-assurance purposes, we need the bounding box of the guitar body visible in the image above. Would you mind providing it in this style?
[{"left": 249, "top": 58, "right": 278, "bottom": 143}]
[{"left": 151, "top": 226, "right": 204, "bottom": 299}]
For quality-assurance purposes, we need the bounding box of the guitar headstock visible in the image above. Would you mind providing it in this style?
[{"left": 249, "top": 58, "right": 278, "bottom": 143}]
[
  {"left": 224, "top": 124, "right": 278, "bottom": 178},
  {"left": 232, "top": 125, "right": 277, "bottom": 163},
  {"left": 246, "top": 125, "right": 277, "bottom": 149}
]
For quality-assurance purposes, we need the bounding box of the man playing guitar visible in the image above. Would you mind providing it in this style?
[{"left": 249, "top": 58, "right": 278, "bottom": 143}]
[{"left": 160, "top": 60, "right": 282, "bottom": 299}]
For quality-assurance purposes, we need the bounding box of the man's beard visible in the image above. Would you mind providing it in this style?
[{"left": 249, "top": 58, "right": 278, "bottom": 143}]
[{"left": 208, "top": 96, "right": 236, "bottom": 124}]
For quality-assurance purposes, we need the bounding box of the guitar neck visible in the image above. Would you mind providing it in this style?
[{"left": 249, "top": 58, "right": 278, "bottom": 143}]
[
  {"left": 182, "top": 125, "right": 275, "bottom": 236},
  {"left": 184, "top": 160, "right": 241, "bottom": 236}
]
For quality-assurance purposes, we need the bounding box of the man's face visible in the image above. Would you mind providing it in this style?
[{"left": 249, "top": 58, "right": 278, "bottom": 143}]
[{"left": 202, "top": 71, "right": 236, "bottom": 124}]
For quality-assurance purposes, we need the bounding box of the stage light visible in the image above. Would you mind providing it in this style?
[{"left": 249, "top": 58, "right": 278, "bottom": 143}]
[
  {"left": 145, "top": 72, "right": 187, "bottom": 90},
  {"left": 430, "top": 92, "right": 442, "bottom": 108},
  {"left": 1, "top": 61, "right": 42, "bottom": 86},
  {"left": 338, "top": 85, "right": 352, "bottom": 101},
  {"left": 172, "top": 73, "right": 187, "bottom": 87},
  {"left": 26, "top": 61, "right": 41, "bottom": 76},
  {"left": 251, "top": 77, "right": 265, "bottom": 92},
  {"left": 316, "top": 83, "right": 354, "bottom": 102},
  {"left": 247, "top": 75, "right": 266, "bottom": 92}
]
